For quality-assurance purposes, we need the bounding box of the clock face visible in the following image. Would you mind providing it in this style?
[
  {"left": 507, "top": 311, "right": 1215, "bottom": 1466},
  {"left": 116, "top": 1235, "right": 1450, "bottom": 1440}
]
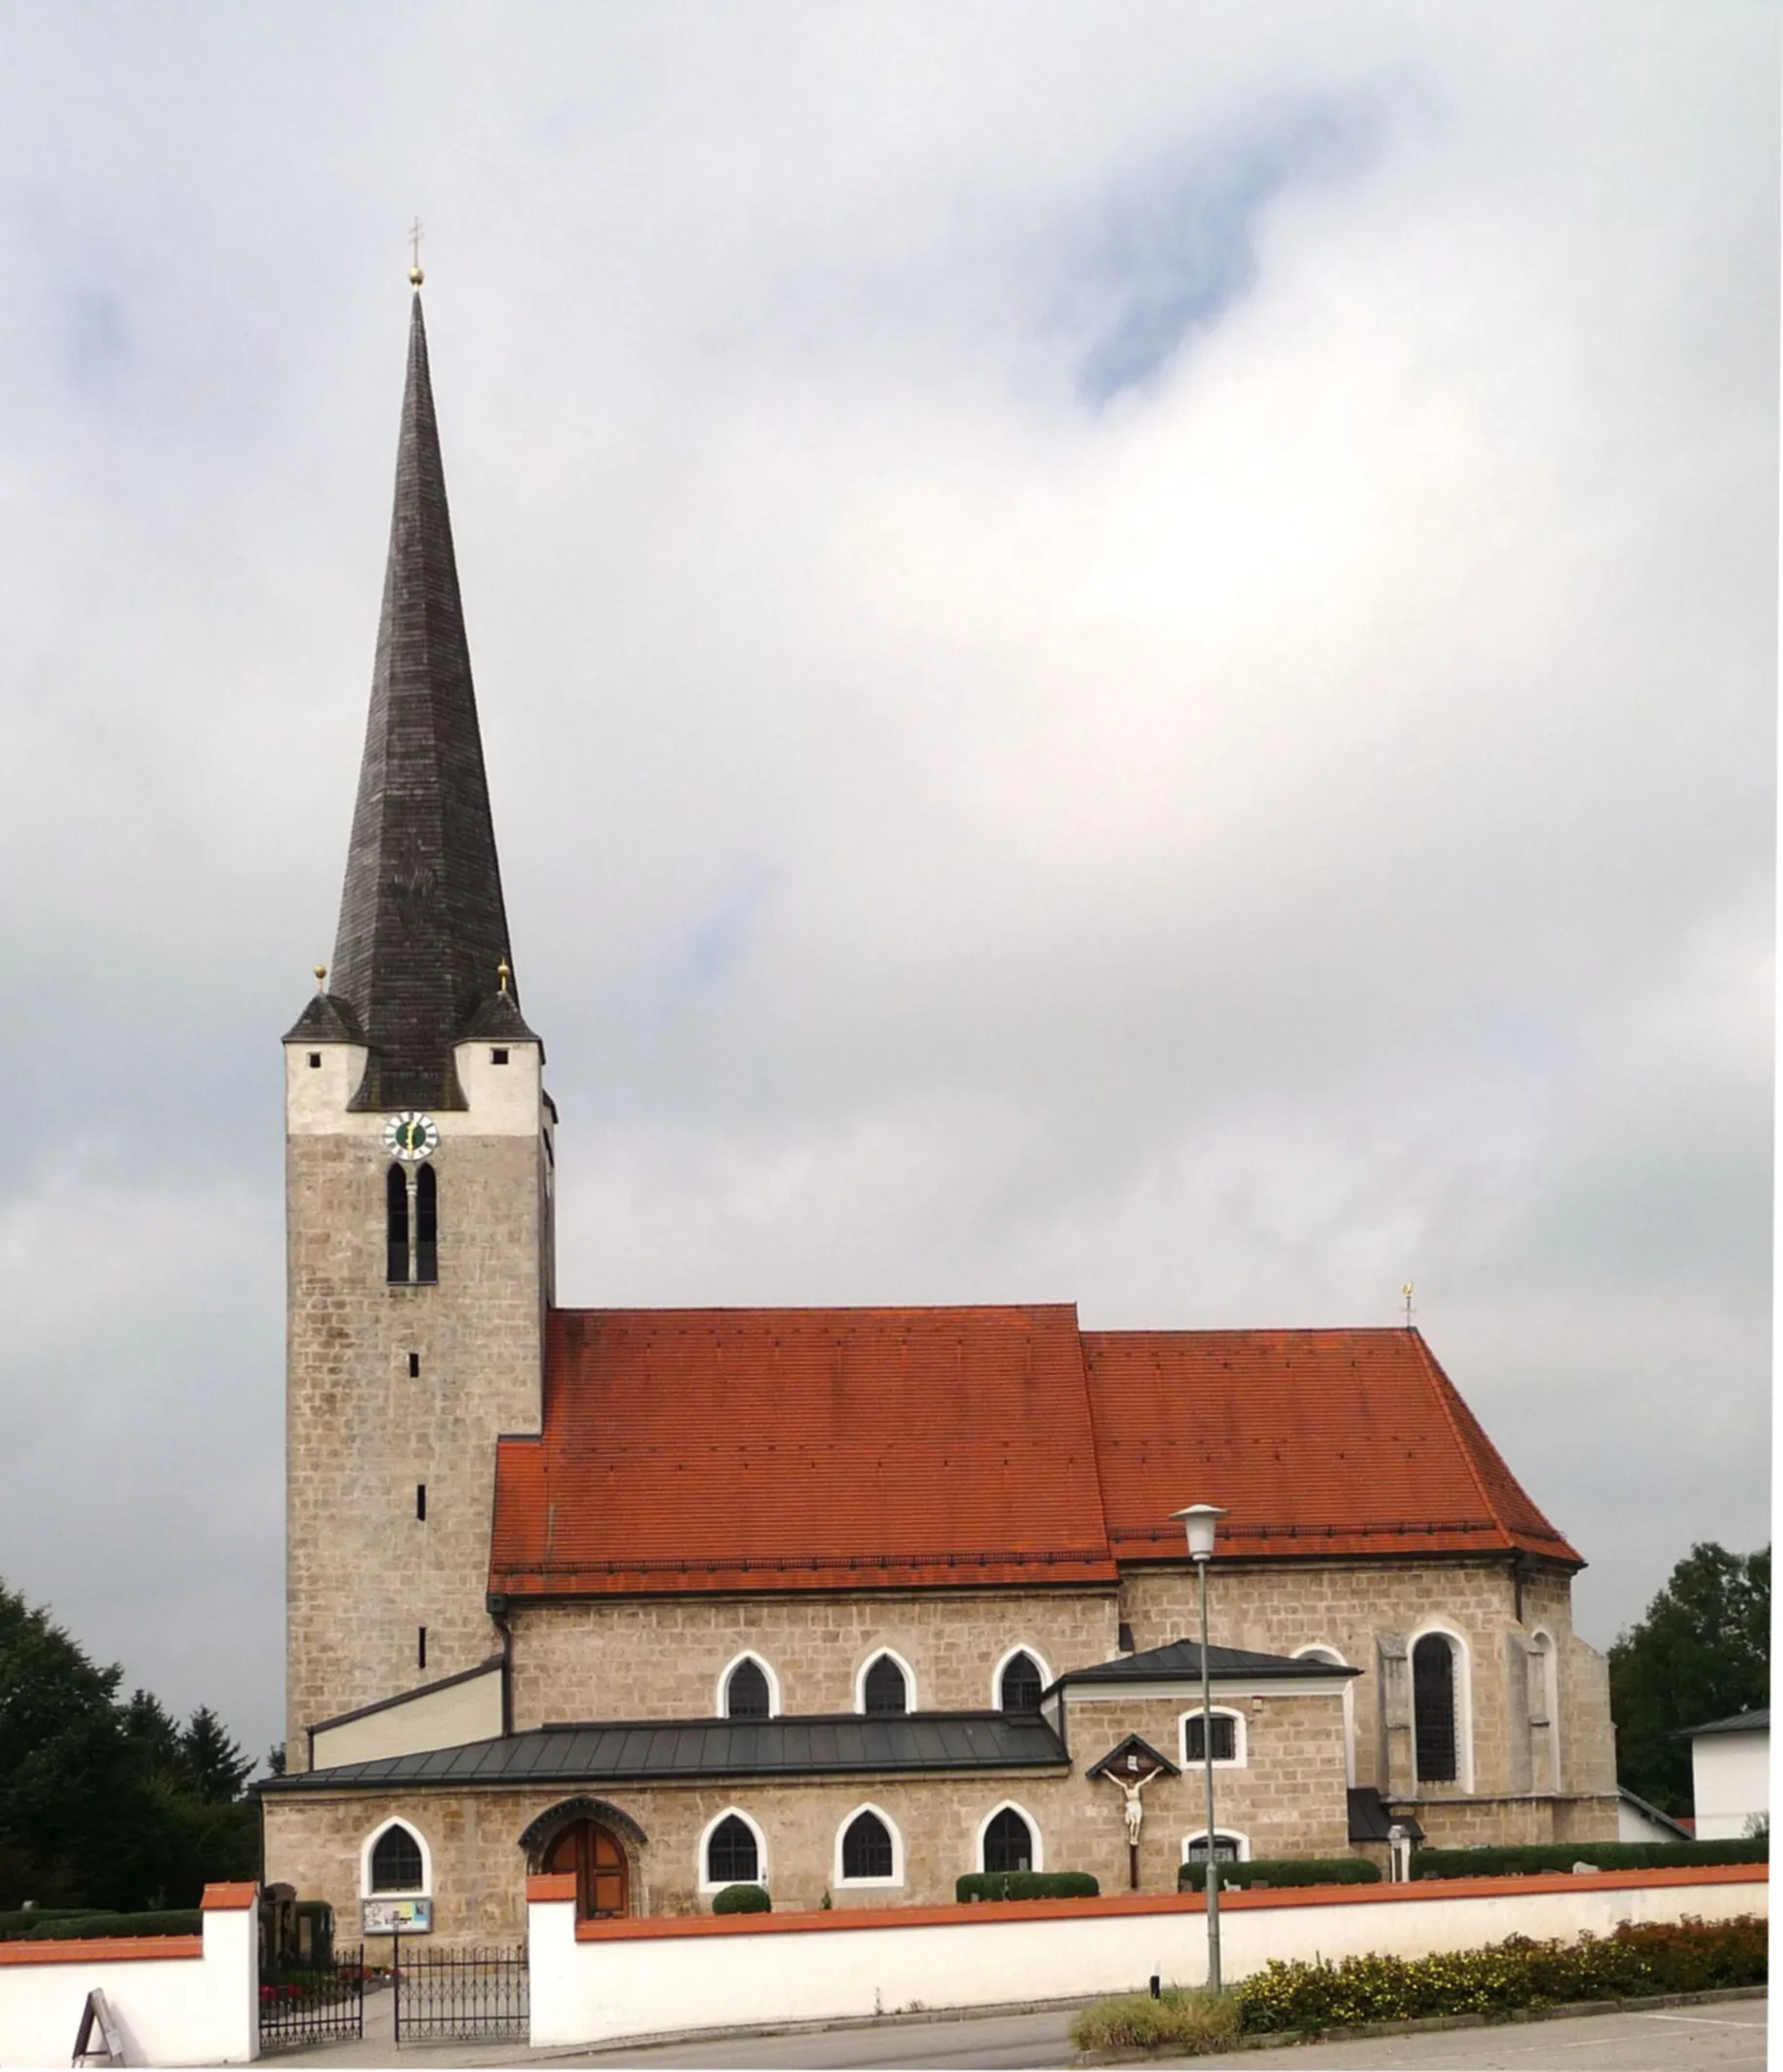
[{"left": 383, "top": 1112, "right": 439, "bottom": 1161}]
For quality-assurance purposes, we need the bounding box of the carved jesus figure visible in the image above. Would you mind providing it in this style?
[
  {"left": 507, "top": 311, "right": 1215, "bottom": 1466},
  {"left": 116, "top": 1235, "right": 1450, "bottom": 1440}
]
[{"left": 1106, "top": 1766, "right": 1154, "bottom": 1845}]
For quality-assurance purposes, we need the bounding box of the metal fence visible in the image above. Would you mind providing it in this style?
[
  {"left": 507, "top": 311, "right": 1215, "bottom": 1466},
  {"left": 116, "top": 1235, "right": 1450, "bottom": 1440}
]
[
  {"left": 394, "top": 1944, "right": 529, "bottom": 2043},
  {"left": 258, "top": 1943, "right": 366, "bottom": 2052}
]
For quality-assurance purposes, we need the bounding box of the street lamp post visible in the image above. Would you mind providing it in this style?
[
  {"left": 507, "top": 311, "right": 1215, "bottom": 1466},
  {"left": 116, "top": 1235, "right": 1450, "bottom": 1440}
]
[{"left": 1172, "top": 1503, "right": 1227, "bottom": 1995}]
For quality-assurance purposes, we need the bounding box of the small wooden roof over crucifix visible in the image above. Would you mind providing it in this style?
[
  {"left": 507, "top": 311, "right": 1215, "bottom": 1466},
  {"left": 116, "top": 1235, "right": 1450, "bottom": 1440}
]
[{"left": 1085, "top": 1733, "right": 1180, "bottom": 1781}]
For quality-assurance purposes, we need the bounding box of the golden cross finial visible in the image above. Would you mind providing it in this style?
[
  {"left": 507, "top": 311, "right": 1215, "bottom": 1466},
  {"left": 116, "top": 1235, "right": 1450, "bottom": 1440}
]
[
  {"left": 1401, "top": 1281, "right": 1415, "bottom": 1329},
  {"left": 314, "top": 963, "right": 328, "bottom": 993},
  {"left": 408, "top": 217, "right": 425, "bottom": 289},
  {"left": 496, "top": 958, "right": 511, "bottom": 996}
]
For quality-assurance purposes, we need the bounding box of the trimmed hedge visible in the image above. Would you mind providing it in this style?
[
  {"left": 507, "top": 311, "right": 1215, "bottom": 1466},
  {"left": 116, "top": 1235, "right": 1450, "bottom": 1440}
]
[
  {"left": 1412, "top": 1837, "right": 1767, "bottom": 1881},
  {"left": 956, "top": 1870, "right": 1100, "bottom": 1902},
  {"left": 0, "top": 1910, "right": 102, "bottom": 1935},
  {"left": 1179, "top": 1857, "right": 1380, "bottom": 1892},
  {"left": 1233, "top": 1917, "right": 1766, "bottom": 2032},
  {"left": 711, "top": 1884, "right": 771, "bottom": 1915},
  {"left": 2, "top": 1909, "right": 203, "bottom": 1943}
]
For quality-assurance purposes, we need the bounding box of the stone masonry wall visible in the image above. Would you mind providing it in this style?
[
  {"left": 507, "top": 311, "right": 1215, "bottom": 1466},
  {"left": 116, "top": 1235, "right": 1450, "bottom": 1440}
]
[
  {"left": 508, "top": 1588, "right": 1121, "bottom": 1726},
  {"left": 286, "top": 1108, "right": 545, "bottom": 1767}
]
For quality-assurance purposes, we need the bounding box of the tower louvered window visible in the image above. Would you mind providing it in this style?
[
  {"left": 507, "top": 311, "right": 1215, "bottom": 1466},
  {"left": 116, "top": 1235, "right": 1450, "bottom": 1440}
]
[
  {"left": 863, "top": 1655, "right": 908, "bottom": 1715},
  {"left": 385, "top": 1166, "right": 409, "bottom": 1282},
  {"left": 414, "top": 1164, "right": 438, "bottom": 1282},
  {"left": 1413, "top": 1634, "right": 1459, "bottom": 1782}
]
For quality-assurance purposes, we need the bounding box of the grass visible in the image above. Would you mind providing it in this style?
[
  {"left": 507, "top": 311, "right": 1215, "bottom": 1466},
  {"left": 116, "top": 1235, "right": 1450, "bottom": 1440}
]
[{"left": 1068, "top": 1986, "right": 1241, "bottom": 2054}]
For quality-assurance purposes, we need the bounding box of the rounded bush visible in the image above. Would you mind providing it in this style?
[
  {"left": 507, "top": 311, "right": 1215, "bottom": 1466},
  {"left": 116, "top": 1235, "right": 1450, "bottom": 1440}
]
[
  {"left": 955, "top": 1870, "right": 1099, "bottom": 1903},
  {"left": 711, "top": 1883, "right": 771, "bottom": 1915},
  {"left": 1179, "top": 1857, "right": 1379, "bottom": 1893}
]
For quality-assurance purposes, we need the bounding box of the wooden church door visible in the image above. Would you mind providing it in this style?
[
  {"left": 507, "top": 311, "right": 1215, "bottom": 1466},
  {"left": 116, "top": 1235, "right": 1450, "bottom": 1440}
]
[{"left": 543, "top": 1819, "right": 629, "bottom": 1918}]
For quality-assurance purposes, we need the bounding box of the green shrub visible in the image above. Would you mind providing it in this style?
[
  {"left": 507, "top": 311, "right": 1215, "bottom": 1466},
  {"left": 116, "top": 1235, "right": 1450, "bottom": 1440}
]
[
  {"left": 5, "top": 1909, "right": 203, "bottom": 1942},
  {"left": 1069, "top": 1986, "right": 1240, "bottom": 2053},
  {"left": 1179, "top": 1857, "right": 1379, "bottom": 1893},
  {"left": 955, "top": 1870, "right": 1100, "bottom": 1903},
  {"left": 0, "top": 1910, "right": 102, "bottom": 1936},
  {"left": 711, "top": 1884, "right": 771, "bottom": 1915},
  {"left": 1412, "top": 1837, "right": 1765, "bottom": 1880},
  {"left": 1232, "top": 1917, "right": 1767, "bottom": 2033}
]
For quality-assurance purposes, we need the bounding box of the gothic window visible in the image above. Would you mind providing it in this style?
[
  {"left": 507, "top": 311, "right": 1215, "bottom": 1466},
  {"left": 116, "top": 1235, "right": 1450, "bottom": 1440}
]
[
  {"left": 1182, "top": 1710, "right": 1241, "bottom": 1764},
  {"left": 862, "top": 1655, "right": 909, "bottom": 1716},
  {"left": 705, "top": 1814, "right": 758, "bottom": 1885},
  {"left": 840, "top": 1811, "right": 894, "bottom": 1880},
  {"left": 414, "top": 1164, "right": 438, "bottom": 1283},
  {"left": 369, "top": 1823, "right": 424, "bottom": 1893},
  {"left": 386, "top": 1165, "right": 409, "bottom": 1283},
  {"left": 1413, "top": 1633, "right": 1459, "bottom": 1782},
  {"left": 982, "top": 1807, "right": 1034, "bottom": 1874},
  {"left": 999, "top": 1651, "right": 1043, "bottom": 1711},
  {"left": 1183, "top": 1830, "right": 1245, "bottom": 1863},
  {"left": 724, "top": 1659, "right": 771, "bottom": 1719}
]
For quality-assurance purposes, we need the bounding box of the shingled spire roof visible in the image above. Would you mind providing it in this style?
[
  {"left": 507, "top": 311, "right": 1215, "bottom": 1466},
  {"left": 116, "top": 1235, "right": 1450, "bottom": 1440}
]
[{"left": 326, "top": 291, "right": 530, "bottom": 1111}]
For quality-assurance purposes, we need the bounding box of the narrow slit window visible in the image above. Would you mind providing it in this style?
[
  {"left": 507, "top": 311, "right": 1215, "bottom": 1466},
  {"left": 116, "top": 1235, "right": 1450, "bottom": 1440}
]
[
  {"left": 1413, "top": 1635, "right": 1459, "bottom": 1782},
  {"left": 414, "top": 1164, "right": 438, "bottom": 1283},
  {"left": 415, "top": 1483, "right": 426, "bottom": 1521},
  {"left": 417, "top": 1625, "right": 427, "bottom": 1670},
  {"left": 385, "top": 1165, "right": 409, "bottom": 1283},
  {"left": 407, "top": 1352, "right": 420, "bottom": 1378}
]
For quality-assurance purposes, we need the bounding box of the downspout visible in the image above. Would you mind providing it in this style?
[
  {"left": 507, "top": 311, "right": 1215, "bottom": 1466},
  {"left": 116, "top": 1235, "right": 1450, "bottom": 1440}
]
[{"left": 488, "top": 1594, "right": 515, "bottom": 1738}]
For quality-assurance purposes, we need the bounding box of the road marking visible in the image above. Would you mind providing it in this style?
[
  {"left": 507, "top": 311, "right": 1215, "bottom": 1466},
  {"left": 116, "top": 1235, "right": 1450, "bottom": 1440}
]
[{"left": 1638, "top": 2011, "right": 1767, "bottom": 2026}]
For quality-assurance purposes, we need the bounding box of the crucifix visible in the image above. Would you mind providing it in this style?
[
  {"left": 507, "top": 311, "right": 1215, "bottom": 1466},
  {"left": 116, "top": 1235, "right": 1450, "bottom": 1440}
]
[
  {"left": 408, "top": 216, "right": 425, "bottom": 288},
  {"left": 1103, "top": 1753, "right": 1160, "bottom": 1890}
]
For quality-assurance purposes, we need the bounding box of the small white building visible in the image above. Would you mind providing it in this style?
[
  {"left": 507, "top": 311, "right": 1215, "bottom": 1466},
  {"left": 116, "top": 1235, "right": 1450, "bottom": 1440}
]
[
  {"left": 1616, "top": 1786, "right": 1690, "bottom": 1845},
  {"left": 1682, "top": 1708, "right": 1768, "bottom": 1840}
]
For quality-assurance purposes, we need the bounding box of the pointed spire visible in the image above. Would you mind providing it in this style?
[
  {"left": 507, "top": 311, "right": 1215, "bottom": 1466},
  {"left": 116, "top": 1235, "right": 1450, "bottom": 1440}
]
[{"left": 327, "top": 291, "right": 530, "bottom": 1111}]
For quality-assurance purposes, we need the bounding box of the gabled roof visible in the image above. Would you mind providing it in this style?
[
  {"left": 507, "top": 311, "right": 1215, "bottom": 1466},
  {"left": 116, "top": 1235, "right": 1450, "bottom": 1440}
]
[
  {"left": 490, "top": 1306, "right": 1115, "bottom": 1597},
  {"left": 1083, "top": 1328, "right": 1580, "bottom": 1566},
  {"left": 488, "top": 1315, "right": 1579, "bottom": 1598},
  {"left": 1680, "top": 1707, "right": 1769, "bottom": 1740},
  {"left": 325, "top": 293, "right": 521, "bottom": 1112},
  {"left": 263, "top": 1713, "right": 1068, "bottom": 1793},
  {"left": 1050, "top": 1639, "right": 1360, "bottom": 1692}
]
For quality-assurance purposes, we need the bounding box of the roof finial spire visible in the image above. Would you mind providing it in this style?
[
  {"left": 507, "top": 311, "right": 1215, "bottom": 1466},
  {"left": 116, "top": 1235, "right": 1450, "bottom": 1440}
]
[
  {"left": 1401, "top": 1281, "right": 1415, "bottom": 1330},
  {"left": 497, "top": 958, "right": 511, "bottom": 996},
  {"left": 408, "top": 215, "right": 425, "bottom": 289},
  {"left": 314, "top": 963, "right": 328, "bottom": 993}
]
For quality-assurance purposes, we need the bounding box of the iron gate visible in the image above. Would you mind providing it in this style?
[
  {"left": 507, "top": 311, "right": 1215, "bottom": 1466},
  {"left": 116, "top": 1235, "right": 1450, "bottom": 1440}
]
[
  {"left": 394, "top": 1944, "right": 529, "bottom": 2043},
  {"left": 258, "top": 1943, "right": 366, "bottom": 2052}
]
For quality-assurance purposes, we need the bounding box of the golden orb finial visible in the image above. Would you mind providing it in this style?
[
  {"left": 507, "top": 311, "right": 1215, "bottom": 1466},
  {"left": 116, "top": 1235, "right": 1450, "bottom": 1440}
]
[
  {"left": 408, "top": 215, "right": 425, "bottom": 290},
  {"left": 496, "top": 958, "right": 511, "bottom": 996},
  {"left": 314, "top": 963, "right": 328, "bottom": 992}
]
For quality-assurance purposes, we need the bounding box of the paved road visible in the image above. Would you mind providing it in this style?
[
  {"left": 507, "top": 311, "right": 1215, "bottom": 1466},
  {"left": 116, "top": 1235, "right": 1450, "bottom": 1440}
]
[{"left": 292, "top": 1991, "right": 1765, "bottom": 2068}]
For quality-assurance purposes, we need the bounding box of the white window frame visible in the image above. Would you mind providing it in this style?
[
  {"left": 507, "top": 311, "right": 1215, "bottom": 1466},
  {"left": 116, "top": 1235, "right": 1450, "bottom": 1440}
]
[
  {"left": 1293, "top": 1643, "right": 1356, "bottom": 1787},
  {"left": 1179, "top": 1703, "right": 1247, "bottom": 1770},
  {"left": 715, "top": 1649, "right": 782, "bottom": 1720},
  {"left": 1182, "top": 1827, "right": 1252, "bottom": 1864},
  {"left": 854, "top": 1646, "right": 918, "bottom": 1715},
  {"left": 975, "top": 1799, "right": 1044, "bottom": 1875},
  {"left": 989, "top": 1643, "right": 1053, "bottom": 1710},
  {"left": 1408, "top": 1621, "right": 1475, "bottom": 1794},
  {"left": 1530, "top": 1627, "right": 1561, "bottom": 1792},
  {"left": 360, "top": 1816, "right": 433, "bottom": 1897},
  {"left": 833, "top": 1801, "right": 906, "bottom": 1890},
  {"left": 696, "top": 1805, "right": 769, "bottom": 1895}
]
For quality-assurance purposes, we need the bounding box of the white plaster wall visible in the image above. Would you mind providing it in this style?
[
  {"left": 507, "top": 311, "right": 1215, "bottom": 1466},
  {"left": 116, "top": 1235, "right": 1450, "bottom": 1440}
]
[
  {"left": 1691, "top": 1732, "right": 1769, "bottom": 1839},
  {"left": 527, "top": 1873, "right": 1767, "bottom": 2050},
  {"left": 312, "top": 1664, "right": 502, "bottom": 1767},
  {"left": 0, "top": 1904, "right": 257, "bottom": 2068}
]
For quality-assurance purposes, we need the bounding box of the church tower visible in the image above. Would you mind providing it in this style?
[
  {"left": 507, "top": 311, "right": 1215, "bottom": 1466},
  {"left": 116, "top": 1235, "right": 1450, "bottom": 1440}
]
[{"left": 283, "top": 288, "right": 552, "bottom": 1771}]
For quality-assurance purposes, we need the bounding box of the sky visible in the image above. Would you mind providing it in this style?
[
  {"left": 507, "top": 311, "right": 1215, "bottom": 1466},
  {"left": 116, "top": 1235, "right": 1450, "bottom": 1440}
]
[{"left": 0, "top": 4, "right": 1773, "bottom": 1772}]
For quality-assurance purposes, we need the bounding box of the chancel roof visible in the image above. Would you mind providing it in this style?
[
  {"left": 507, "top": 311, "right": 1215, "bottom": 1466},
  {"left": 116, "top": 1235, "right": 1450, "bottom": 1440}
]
[{"left": 488, "top": 1313, "right": 1579, "bottom": 1600}]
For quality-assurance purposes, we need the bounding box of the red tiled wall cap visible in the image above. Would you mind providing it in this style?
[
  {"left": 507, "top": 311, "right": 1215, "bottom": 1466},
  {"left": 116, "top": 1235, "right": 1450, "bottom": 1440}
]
[
  {"left": 202, "top": 1882, "right": 260, "bottom": 1910},
  {"left": 527, "top": 1873, "right": 578, "bottom": 1903}
]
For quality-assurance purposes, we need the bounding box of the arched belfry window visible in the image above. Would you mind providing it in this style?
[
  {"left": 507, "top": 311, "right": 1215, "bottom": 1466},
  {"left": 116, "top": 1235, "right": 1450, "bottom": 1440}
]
[
  {"left": 369, "top": 1822, "right": 424, "bottom": 1893},
  {"left": 414, "top": 1164, "right": 438, "bottom": 1283},
  {"left": 1413, "top": 1634, "right": 1459, "bottom": 1783},
  {"left": 862, "top": 1655, "right": 909, "bottom": 1716},
  {"left": 725, "top": 1659, "right": 771, "bottom": 1720},
  {"left": 999, "top": 1652, "right": 1043, "bottom": 1711},
  {"left": 385, "top": 1165, "right": 409, "bottom": 1284}
]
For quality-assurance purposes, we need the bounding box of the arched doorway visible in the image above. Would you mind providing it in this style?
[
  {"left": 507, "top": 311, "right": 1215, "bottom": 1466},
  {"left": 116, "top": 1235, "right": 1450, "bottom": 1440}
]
[{"left": 542, "top": 1818, "right": 629, "bottom": 1919}]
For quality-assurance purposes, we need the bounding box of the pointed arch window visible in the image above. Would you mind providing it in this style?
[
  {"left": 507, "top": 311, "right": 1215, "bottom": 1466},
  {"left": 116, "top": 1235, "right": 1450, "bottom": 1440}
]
[
  {"left": 414, "top": 1164, "right": 438, "bottom": 1282},
  {"left": 369, "top": 1823, "right": 425, "bottom": 1893},
  {"left": 1413, "top": 1634, "right": 1459, "bottom": 1783},
  {"left": 386, "top": 1165, "right": 409, "bottom": 1283},
  {"left": 705, "top": 1814, "right": 758, "bottom": 1885},
  {"left": 862, "top": 1655, "right": 909, "bottom": 1716},
  {"left": 724, "top": 1659, "right": 771, "bottom": 1720},
  {"left": 999, "top": 1651, "right": 1043, "bottom": 1712},
  {"left": 982, "top": 1806, "right": 1034, "bottom": 1874},
  {"left": 841, "top": 1811, "right": 894, "bottom": 1880}
]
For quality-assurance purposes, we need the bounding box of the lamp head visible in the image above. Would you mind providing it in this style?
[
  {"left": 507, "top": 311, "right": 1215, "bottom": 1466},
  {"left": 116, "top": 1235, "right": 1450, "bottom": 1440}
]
[{"left": 1171, "top": 1502, "right": 1226, "bottom": 1561}]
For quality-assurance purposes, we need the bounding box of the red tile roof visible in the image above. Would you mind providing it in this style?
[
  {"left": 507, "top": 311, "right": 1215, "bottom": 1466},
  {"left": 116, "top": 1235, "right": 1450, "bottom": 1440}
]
[
  {"left": 488, "top": 1312, "right": 1578, "bottom": 1599},
  {"left": 489, "top": 1306, "right": 1116, "bottom": 1597}
]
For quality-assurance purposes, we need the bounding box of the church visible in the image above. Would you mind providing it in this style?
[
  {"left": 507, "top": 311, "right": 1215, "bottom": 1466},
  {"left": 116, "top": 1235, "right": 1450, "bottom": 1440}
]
[{"left": 258, "top": 286, "right": 1618, "bottom": 1941}]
